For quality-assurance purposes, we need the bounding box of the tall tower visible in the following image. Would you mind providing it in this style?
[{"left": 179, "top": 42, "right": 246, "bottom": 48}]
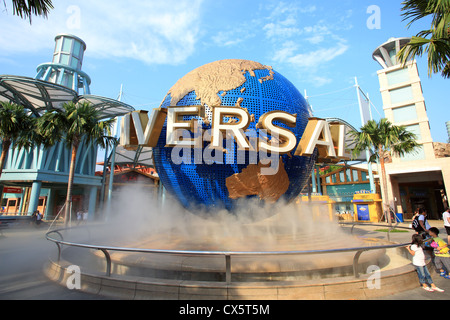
[
  {"left": 372, "top": 37, "right": 432, "bottom": 161},
  {"left": 35, "top": 34, "right": 91, "bottom": 94},
  {"left": 372, "top": 37, "right": 450, "bottom": 218}
]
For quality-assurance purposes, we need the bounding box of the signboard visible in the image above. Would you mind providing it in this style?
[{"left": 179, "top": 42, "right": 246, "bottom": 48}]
[
  {"left": 357, "top": 204, "right": 370, "bottom": 221},
  {"left": 3, "top": 187, "right": 23, "bottom": 194}
]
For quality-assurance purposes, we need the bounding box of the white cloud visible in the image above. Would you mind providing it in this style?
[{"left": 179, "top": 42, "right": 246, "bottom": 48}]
[
  {"left": 211, "top": 26, "right": 256, "bottom": 48},
  {"left": 263, "top": 21, "right": 301, "bottom": 39},
  {"left": 282, "top": 42, "right": 349, "bottom": 70},
  {"left": 311, "top": 76, "right": 333, "bottom": 87},
  {"left": 0, "top": 0, "right": 204, "bottom": 65},
  {"left": 259, "top": 3, "right": 350, "bottom": 86}
]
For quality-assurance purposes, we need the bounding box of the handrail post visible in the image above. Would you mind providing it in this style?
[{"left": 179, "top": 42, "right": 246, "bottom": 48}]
[
  {"left": 353, "top": 250, "right": 364, "bottom": 278},
  {"left": 56, "top": 242, "right": 61, "bottom": 263},
  {"left": 225, "top": 254, "right": 231, "bottom": 284},
  {"left": 100, "top": 249, "right": 112, "bottom": 276}
]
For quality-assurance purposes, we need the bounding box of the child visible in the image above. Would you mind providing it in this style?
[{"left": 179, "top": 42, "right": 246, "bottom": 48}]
[
  {"left": 406, "top": 234, "right": 445, "bottom": 292},
  {"left": 429, "top": 227, "right": 450, "bottom": 278}
]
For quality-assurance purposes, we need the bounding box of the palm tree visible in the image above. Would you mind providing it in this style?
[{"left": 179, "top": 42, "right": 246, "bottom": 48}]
[
  {"left": 2, "top": 0, "right": 54, "bottom": 23},
  {"left": 0, "top": 102, "right": 37, "bottom": 177},
  {"left": 350, "top": 118, "right": 420, "bottom": 225},
  {"left": 397, "top": 0, "right": 450, "bottom": 78},
  {"left": 37, "top": 101, "right": 115, "bottom": 226}
]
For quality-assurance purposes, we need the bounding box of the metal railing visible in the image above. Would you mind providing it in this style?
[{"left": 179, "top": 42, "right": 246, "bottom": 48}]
[
  {"left": 45, "top": 223, "right": 412, "bottom": 284},
  {"left": 339, "top": 221, "right": 413, "bottom": 242}
]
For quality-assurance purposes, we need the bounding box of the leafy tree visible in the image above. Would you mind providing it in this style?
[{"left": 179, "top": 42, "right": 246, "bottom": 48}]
[
  {"left": 398, "top": 0, "right": 450, "bottom": 78},
  {"left": 350, "top": 118, "right": 420, "bottom": 225},
  {"left": 0, "top": 102, "right": 37, "bottom": 177},
  {"left": 37, "top": 102, "right": 115, "bottom": 226}
]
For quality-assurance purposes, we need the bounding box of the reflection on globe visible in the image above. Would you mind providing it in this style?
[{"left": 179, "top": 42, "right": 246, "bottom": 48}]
[{"left": 152, "top": 59, "right": 316, "bottom": 212}]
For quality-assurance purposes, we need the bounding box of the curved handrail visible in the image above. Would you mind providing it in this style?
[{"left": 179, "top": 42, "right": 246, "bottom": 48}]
[
  {"left": 339, "top": 221, "right": 413, "bottom": 241},
  {"left": 46, "top": 224, "right": 411, "bottom": 283}
]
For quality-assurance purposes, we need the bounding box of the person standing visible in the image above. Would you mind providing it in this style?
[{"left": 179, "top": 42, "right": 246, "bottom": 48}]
[
  {"left": 406, "top": 234, "right": 445, "bottom": 292},
  {"left": 35, "top": 210, "right": 42, "bottom": 226},
  {"left": 429, "top": 227, "right": 450, "bottom": 278},
  {"left": 412, "top": 208, "right": 431, "bottom": 235},
  {"left": 443, "top": 207, "right": 450, "bottom": 245}
]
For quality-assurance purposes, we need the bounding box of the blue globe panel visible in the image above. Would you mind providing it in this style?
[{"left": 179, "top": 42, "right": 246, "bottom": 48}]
[{"left": 153, "top": 60, "right": 316, "bottom": 213}]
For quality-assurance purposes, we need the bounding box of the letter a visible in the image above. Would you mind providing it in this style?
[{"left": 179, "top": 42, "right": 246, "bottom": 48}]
[
  {"left": 294, "top": 118, "right": 336, "bottom": 159},
  {"left": 367, "top": 5, "right": 381, "bottom": 30}
]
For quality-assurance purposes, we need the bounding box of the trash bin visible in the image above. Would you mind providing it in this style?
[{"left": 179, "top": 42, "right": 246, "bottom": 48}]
[{"left": 395, "top": 213, "right": 404, "bottom": 223}]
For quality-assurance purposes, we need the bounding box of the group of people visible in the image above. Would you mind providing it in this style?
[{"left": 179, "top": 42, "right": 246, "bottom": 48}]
[
  {"left": 76, "top": 209, "right": 89, "bottom": 225},
  {"left": 406, "top": 207, "right": 450, "bottom": 292},
  {"left": 31, "top": 210, "right": 43, "bottom": 226}
]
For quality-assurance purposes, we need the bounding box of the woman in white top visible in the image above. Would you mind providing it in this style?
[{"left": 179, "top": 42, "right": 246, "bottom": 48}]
[
  {"left": 443, "top": 207, "right": 450, "bottom": 244},
  {"left": 407, "top": 234, "right": 444, "bottom": 292}
]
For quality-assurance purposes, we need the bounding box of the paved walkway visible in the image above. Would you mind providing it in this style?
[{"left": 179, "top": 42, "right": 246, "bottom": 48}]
[
  {"left": 0, "top": 223, "right": 108, "bottom": 300},
  {"left": 0, "top": 220, "right": 449, "bottom": 300}
]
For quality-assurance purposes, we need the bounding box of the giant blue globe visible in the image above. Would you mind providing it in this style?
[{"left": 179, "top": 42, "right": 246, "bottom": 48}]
[{"left": 153, "top": 59, "right": 316, "bottom": 212}]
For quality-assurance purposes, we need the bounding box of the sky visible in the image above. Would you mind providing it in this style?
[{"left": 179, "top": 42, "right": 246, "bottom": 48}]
[{"left": 0, "top": 0, "right": 448, "bottom": 143}]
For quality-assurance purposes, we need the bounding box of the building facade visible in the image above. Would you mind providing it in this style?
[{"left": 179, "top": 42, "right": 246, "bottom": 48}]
[
  {"left": 0, "top": 34, "right": 134, "bottom": 221},
  {"left": 372, "top": 37, "right": 450, "bottom": 219}
]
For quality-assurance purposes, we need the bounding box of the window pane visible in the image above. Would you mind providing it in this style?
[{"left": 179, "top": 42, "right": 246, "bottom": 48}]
[
  {"left": 63, "top": 73, "right": 73, "bottom": 87},
  {"left": 346, "top": 169, "right": 351, "bottom": 182},
  {"left": 71, "top": 57, "right": 79, "bottom": 69},
  {"left": 389, "top": 49, "right": 398, "bottom": 65},
  {"left": 401, "top": 145, "right": 425, "bottom": 162},
  {"left": 353, "top": 170, "right": 359, "bottom": 181},
  {"left": 392, "top": 104, "right": 418, "bottom": 123},
  {"left": 390, "top": 86, "right": 413, "bottom": 104},
  {"left": 405, "top": 124, "right": 422, "bottom": 140},
  {"left": 62, "top": 38, "right": 73, "bottom": 53},
  {"left": 60, "top": 54, "right": 70, "bottom": 65},
  {"left": 387, "top": 68, "right": 409, "bottom": 86},
  {"left": 361, "top": 172, "right": 367, "bottom": 180},
  {"left": 73, "top": 41, "right": 81, "bottom": 57},
  {"left": 55, "top": 37, "right": 62, "bottom": 52}
]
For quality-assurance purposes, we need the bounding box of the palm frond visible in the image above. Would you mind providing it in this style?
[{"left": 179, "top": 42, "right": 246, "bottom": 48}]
[
  {"left": 10, "top": 0, "right": 54, "bottom": 23},
  {"left": 399, "top": 0, "right": 450, "bottom": 78}
]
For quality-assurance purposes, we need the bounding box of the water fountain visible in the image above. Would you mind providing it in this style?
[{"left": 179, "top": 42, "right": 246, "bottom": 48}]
[
  {"left": 45, "top": 59, "right": 417, "bottom": 299},
  {"left": 45, "top": 190, "right": 415, "bottom": 300}
]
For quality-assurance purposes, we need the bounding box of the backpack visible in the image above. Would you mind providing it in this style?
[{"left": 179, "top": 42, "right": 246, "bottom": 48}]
[{"left": 412, "top": 215, "right": 425, "bottom": 232}]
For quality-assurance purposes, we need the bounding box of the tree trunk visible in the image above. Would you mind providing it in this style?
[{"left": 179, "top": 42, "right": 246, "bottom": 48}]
[
  {"left": 0, "top": 139, "right": 11, "bottom": 178},
  {"left": 0, "top": 139, "right": 11, "bottom": 208},
  {"left": 64, "top": 141, "right": 79, "bottom": 227},
  {"left": 379, "top": 147, "right": 391, "bottom": 226}
]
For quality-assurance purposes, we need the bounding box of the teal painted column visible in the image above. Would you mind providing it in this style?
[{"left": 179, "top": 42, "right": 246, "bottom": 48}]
[
  {"left": 45, "top": 189, "right": 55, "bottom": 220},
  {"left": 28, "top": 181, "right": 42, "bottom": 215},
  {"left": 88, "top": 186, "right": 97, "bottom": 221}
]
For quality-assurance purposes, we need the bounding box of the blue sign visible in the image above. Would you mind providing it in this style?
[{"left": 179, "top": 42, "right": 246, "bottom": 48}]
[{"left": 357, "top": 204, "right": 370, "bottom": 221}]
